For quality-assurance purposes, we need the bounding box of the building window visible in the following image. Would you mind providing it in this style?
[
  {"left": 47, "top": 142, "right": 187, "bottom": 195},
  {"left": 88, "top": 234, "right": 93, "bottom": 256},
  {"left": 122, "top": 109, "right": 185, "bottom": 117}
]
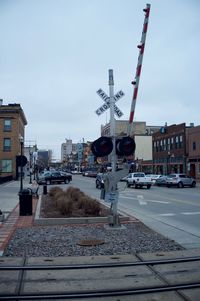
[
  {"left": 156, "top": 140, "right": 159, "bottom": 152},
  {"left": 167, "top": 138, "right": 170, "bottom": 150},
  {"left": 160, "top": 140, "right": 163, "bottom": 151},
  {"left": 171, "top": 137, "right": 174, "bottom": 149},
  {"left": 193, "top": 142, "right": 196, "bottom": 150},
  {"left": 175, "top": 136, "right": 179, "bottom": 149},
  {"left": 4, "top": 119, "right": 12, "bottom": 131},
  {"left": 3, "top": 138, "right": 11, "bottom": 151},
  {"left": 163, "top": 139, "right": 166, "bottom": 151},
  {"left": 2, "top": 160, "right": 12, "bottom": 173},
  {"left": 179, "top": 135, "right": 183, "bottom": 148}
]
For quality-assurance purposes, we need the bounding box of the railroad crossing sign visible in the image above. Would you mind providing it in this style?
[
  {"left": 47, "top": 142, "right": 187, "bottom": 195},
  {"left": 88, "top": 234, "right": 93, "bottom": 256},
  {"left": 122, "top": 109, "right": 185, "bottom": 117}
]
[{"left": 95, "top": 88, "right": 124, "bottom": 118}]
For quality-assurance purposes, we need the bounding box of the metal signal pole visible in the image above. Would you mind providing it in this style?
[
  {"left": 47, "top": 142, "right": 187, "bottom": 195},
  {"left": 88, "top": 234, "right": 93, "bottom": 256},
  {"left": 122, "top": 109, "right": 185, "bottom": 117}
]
[
  {"left": 108, "top": 69, "right": 116, "bottom": 175},
  {"left": 108, "top": 69, "right": 119, "bottom": 225}
]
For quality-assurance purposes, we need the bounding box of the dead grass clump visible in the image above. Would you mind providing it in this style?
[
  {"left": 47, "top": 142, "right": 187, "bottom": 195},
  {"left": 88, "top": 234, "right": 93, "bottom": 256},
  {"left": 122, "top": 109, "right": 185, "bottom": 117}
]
[
  {"left": 76, "top": 196, "right": 87, "bottom": 209},
  {"left": 54, "top": 191, "right": 65, "bottom": 208},
  {"left": 46, "top": 186, "right": 102, "bottom": 217},
  {"left": 49, "top": 186, "right": 63, "bottom": 198},
  {"left": 82, "top": 198, "right": 101, "bottom": 216},
  {"left": 66, "top": 187, "right": 84, "bottom": 202},
  {"left": 56, "top": 194, "right": 73, "bottom": 216}
]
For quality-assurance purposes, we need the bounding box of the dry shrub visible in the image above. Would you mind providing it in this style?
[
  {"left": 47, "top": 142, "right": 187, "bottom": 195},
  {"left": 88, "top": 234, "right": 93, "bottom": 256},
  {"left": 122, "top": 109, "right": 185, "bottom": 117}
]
[
  {"left": 49, "top": 186, "right": 63, "bottom": 198},
  {"left": 47, "top": 186, "right": 101, "bottom": 217},
  {"left": 56, "top": 194, "right": 73, "bottom": 216},
  {"left": 66, "top": 187, "right": 84, "bottom": 202},
  {"left": 54, "top": 191, "right": 67, "bottom": 208},
  {"left": 76, "top": 196, "right": 87, "bottom": 209},
  {"left": 82, "top": 198, "right": 101, "bottom": 216}
]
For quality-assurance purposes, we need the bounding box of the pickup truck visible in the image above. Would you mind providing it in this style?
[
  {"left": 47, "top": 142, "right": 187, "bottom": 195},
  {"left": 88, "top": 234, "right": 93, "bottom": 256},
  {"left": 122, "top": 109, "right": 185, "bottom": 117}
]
[{"left": 126, "top": 172, "right": 152, "bottom": 189}]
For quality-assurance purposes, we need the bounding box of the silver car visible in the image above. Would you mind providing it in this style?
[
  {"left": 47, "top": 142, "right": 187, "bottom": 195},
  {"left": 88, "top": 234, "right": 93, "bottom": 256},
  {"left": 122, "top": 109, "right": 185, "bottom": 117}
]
[{"left": 166, "top": 173, "right": 196, "bottom": 188}]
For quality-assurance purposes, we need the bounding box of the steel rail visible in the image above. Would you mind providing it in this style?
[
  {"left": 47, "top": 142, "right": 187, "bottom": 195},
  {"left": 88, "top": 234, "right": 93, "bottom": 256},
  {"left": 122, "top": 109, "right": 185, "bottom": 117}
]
[
  {"left": 0, "top": 255, "right": 200, "bottom": 270},
  {"left": 0, "top": 282, "right": 200, "bottom": 300}
]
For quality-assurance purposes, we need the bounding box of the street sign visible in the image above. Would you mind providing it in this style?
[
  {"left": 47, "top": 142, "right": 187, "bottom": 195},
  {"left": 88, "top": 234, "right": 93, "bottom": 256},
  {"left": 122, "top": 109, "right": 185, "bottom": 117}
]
[
  {"left": 95, "top": 88, "right": 124, "bottom": 117},
  {"left": 105, "top": 191, "right": 119, "bottom": 203}
]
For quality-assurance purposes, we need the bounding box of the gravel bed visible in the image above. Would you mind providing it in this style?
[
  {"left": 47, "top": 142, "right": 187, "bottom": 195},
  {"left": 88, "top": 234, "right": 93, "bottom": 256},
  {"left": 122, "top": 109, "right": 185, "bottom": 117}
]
[{"left": 4, "top": 222, "right": 184, "bottom": 257}]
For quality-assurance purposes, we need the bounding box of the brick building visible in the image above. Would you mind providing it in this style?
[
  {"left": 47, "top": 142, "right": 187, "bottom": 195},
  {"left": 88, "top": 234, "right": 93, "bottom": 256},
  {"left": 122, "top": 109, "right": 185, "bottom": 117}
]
[
  {"left": 0, "top": 101, "right": 27, "bottom": 180},
  {"left": 187, "top": 125, "right": 200, "bottom": 181},
  {"left": 152, "top": 123, "right": 190, "bottom": 175}
]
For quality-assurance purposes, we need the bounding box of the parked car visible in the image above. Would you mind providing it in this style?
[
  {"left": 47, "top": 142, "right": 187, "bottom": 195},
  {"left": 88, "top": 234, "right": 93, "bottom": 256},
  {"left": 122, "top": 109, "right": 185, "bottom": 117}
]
[
  {"left": 126, "top": 172, "right": 152, "bottom": 189},
  {"left": 166, "top": 173, "right": 196, "bottom": 188},
  {"left": 83, "top": 169, "right": 98, "bottom": 178},
  {"left": 95, "top": 173, "right": 104, "bottom": 189},
  {"left": 120, "top": 175, "right": 129, "bottom": 182},
  {"left": 37, "top": 171, "right": 72, "bottom": 185},
  {"left": 155, "top": 175, "right": 168, "bottom": 186},
  {"left": 145, "top": 174, "right": 162, "bottom": 185},
  {"left": 71, "top": 170, "right": 82, "bottom": 174}
]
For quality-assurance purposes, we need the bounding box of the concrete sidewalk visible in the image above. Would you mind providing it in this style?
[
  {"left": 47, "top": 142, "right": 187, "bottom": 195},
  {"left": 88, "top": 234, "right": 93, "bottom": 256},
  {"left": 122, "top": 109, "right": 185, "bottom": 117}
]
[{"left": 0, "top": 177, "right": 39, "bottom": 255}]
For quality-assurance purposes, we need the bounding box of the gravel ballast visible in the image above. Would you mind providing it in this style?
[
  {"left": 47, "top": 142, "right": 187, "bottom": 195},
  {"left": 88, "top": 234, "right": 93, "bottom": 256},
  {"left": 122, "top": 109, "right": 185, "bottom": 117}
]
[{"left": 4, "top": 222, "right": 183, "bottom": 257}]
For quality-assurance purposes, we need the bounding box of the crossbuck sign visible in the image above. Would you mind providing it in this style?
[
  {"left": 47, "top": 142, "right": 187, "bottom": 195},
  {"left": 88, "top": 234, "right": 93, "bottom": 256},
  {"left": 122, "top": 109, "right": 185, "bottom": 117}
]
[{"left": 95, "top": 88, "right": 124, "bottom": 118}]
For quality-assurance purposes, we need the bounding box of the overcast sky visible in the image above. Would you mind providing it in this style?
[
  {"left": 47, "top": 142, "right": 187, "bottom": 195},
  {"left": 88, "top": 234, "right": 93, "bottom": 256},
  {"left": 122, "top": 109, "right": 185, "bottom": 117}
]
[{"left": 1, "top": 0, "right": 200, "bottom": 159}]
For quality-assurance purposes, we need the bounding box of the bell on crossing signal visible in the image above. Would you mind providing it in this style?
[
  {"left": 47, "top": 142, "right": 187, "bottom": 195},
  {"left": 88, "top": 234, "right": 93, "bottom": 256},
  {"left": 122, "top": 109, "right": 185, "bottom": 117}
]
[
  {"left": 116, "top": 136, "right": 136, "bottom": 156},
  {"left": 91, "top": 136, "right": 113, "bottom": 157}
]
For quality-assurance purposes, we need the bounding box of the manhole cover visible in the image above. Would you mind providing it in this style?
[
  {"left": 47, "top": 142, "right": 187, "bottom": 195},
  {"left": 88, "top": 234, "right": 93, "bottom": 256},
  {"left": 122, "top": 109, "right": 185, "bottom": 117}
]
[{"left": 77, "top": 239, "right": 105, "bottom": 246}]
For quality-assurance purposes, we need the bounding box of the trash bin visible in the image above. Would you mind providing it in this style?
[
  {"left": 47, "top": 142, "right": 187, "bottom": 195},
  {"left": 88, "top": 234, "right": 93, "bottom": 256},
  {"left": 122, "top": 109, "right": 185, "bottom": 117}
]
[{"left": 19, "top": 188, "right": 32, "bottom": 216}]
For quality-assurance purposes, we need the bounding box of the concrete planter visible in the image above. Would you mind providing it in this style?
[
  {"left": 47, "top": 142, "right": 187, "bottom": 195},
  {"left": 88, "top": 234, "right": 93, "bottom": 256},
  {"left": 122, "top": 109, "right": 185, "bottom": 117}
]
[{"left": 34, "top": 196, "right": 129, "bottom": 226}]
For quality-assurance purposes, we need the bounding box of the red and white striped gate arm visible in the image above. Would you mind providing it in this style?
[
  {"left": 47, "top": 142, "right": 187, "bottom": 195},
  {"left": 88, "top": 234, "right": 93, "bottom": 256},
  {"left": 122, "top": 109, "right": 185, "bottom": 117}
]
[{"left": 127, "top": 3, "right": 151, "bottom": 136}]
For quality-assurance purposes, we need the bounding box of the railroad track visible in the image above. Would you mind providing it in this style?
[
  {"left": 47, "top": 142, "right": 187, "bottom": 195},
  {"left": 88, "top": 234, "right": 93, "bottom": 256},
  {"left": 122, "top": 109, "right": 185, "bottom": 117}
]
[{"left": 1, "top": 255, "right": 200, "bottom": 300}]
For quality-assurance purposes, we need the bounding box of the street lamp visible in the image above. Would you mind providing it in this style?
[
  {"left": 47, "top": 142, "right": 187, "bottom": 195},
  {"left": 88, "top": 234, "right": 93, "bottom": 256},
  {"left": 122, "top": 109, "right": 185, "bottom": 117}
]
[
  {"left": 33, "top": 151, "right": 37, "bottom": 180},
  {"left": 20, "top": 137, "right": 24, "bottom": 192},
  {"left": 29, "top": 149, "right": 32, "bottom": 184}
]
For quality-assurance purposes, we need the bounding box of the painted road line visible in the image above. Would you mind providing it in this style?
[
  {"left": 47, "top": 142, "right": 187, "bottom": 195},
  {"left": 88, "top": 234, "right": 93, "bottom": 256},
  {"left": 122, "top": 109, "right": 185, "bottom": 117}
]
[
  {"left": 181, "top": 212, "right": 200, "bottom": 215},
  {"left": 121, "top": 196, "right": 139, "bottom": 200},
  {"left": 138, "top": 200, "right": 148, "bottom": 205},
  {"left": 147, "top": 200, "right": 170, "bottom": 204},
  {"left": 137, "top": 195, "right": 147, "bottom": 205},
  {"left": 159, "top": 213, "right": 176, "bottom": 216}
]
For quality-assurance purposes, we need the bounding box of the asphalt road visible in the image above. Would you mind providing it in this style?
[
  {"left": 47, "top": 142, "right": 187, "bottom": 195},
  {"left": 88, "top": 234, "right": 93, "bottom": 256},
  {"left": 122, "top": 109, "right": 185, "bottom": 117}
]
[{"left": 1, "top": 175, "right": 200, "bottom": 249}]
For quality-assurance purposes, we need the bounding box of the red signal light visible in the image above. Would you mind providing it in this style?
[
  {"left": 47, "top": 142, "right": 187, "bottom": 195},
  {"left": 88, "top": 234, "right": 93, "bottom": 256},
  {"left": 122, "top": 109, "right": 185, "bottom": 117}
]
[
  {"left": 116, "top": 137, "right": 136, "bottom": 156},
  {"left": 91, "top": 136, "right": 113, "bottom": 157}
]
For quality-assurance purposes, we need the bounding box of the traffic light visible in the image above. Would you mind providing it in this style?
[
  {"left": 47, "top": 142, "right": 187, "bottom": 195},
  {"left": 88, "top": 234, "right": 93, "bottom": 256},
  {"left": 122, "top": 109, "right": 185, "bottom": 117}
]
[
  {"left": 91, "top": 136, "right": 113, "bottom": 157},
  {"left": 16, "top": 155, "right": 28, "bottom": 167},
  {"left": 116, "top": 136, "right": 136, "bottom": 156}
]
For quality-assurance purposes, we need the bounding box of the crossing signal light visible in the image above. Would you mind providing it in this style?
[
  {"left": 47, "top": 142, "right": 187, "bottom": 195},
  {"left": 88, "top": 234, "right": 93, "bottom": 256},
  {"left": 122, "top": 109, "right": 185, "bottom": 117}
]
[
  {"left": 116, "top": 136, "right": 136, "bottom": 156},
  {"left": 91, "top": 136, "right": 136, "bottom": 157},
  {"left": 91, "top": 136, "right": 113, "bottom": 157}
]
